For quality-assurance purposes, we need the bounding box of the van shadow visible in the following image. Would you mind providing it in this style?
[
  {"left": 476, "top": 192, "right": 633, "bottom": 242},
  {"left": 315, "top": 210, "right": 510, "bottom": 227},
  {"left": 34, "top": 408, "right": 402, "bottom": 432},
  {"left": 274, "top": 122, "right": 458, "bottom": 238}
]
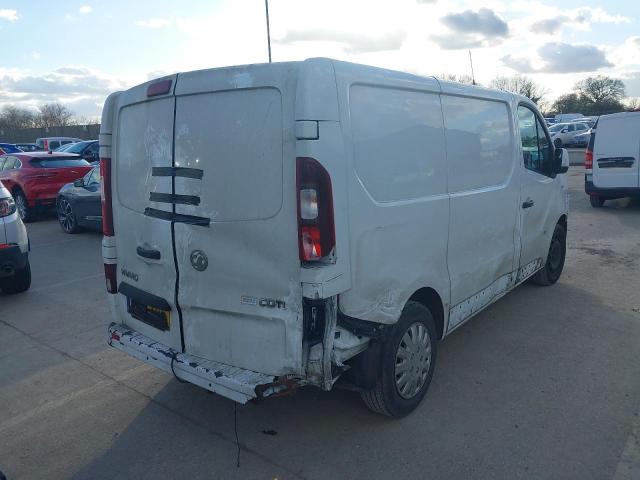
[{"left": 73, "top": 280, "right": 640, "bottom": 480}]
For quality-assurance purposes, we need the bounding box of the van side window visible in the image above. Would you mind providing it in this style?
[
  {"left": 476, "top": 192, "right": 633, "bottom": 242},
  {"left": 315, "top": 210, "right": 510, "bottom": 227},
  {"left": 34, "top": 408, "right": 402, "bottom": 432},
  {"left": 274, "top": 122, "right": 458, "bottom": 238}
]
[
  {"left": 350, "top": 85, "right": 447, "bottom": 201},
  {"left": 441, "top": 96, "right": 513, "bottom": 192},
  {"left": 517, "top": 105, "right": 552, "bottom": 175}
]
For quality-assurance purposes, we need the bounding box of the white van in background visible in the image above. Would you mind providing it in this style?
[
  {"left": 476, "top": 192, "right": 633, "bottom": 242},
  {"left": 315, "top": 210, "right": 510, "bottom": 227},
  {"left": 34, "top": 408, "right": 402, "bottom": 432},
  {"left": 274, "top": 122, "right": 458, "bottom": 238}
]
[
  {"left": 585, "top": 112, "right": 640, "bottom": 207},
  {"left": 35, "top": 137, "right": 82, "bottom": 151},
  {"left": 101, "top": 59, "right": 569, "bottom": 417}
]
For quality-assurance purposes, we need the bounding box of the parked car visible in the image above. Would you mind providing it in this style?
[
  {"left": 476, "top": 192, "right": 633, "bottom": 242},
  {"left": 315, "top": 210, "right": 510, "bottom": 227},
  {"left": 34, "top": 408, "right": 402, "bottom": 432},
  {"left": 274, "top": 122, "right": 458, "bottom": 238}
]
[
  {"left": 57, "top": 166, "right": 102, "bottom": 233},
  {"left": 52, "top": 142, "right": 79, "bottom": 152},
  {"left": 571, "top": 118, "right": 596, "bottom": 129},
  {"left": 35, "top": 137, "right": 82, "bottom": 151},
  {"left": 0, "top": 143, "right": 22, "bottom": 155},
  {"left": 0, "top": 183, "right": 30, "bottom": 294},
  {"left": 585, "top": 112, "right": 640, "bottom": 207},
  {"left": 545, "top": 117, "right": 556, "bottom": 125},
  {"left": 572, "top": 128, "right": 592, "bottom": 148},
  {"left": 59, "top": 140, "right": 99, "bottom": 165},
  {"left": 102, "top": 59, "right": 570, "bottom": 417},
  {"left": 0, "top": 152, "right": 92, "bottom": 222},
  {"left": 13, "top": 143, "right": 41, "bottom": 152},
  {"left": 548, "top": 121, "right": 590, "bottom": 147}
]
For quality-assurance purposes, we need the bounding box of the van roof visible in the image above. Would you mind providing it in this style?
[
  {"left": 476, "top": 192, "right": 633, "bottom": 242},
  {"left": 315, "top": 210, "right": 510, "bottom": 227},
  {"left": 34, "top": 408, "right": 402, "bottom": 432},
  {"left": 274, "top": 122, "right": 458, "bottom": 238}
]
[{"left": 597, "top": 111, "right": 640, "bottom": 121}]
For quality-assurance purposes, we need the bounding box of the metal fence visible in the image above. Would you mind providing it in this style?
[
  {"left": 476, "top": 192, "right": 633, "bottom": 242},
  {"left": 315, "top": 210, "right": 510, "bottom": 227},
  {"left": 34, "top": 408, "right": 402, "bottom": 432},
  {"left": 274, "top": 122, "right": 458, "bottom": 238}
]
[{"left": 0, "top": 124, "right": 101, "bottom": 143}]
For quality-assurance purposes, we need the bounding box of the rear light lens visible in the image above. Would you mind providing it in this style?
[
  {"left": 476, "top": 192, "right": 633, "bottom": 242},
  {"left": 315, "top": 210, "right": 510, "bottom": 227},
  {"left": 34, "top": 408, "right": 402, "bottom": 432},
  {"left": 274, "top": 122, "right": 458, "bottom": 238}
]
[
  {"left": 147, "top": 79, "right": 172, "bottom": 97},
  {"left": 296, "top": 157, "right": 335, "bottom": 263},
  {"left": 100, "top": 157, "right": 114, "bottom": 236},
  {"left": 585, "top": 149, "right": 593, "bottom": 170},
  {"left": 0, "top": 197, "right": 16, "bottom": 217},
  {"left": 104, "top": 263, "right": 117, "bottom": 294}
]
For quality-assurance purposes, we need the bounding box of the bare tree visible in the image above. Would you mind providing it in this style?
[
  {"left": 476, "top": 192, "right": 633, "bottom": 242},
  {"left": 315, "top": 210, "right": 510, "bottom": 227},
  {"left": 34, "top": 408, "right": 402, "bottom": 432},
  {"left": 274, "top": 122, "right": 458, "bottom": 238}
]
[
  {"left": 625, "top": 97, "right": 640, "bottom": 111},
  {"left": 490, "top": 75, "right": 547, "bottom": 104},
  {"left": 0, "top": 106, "right": 36, "bottom": 130},
  {"left": 34, "top": 103, "right": 75, "bottom": 128},
  {"left": 437, "top": 73, "right": 476, "bottom": 85},
  {"left": 575, "top": 76, "right": 625, "bottom": 104}
]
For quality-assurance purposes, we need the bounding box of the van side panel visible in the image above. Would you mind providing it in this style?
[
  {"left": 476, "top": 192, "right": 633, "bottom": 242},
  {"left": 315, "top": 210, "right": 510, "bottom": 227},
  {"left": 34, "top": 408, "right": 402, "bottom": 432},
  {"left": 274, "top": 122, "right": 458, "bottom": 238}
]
[
  {"left": 442, "top": 95, "right": 519, "bottom": 316},
  {"left": 335, "top": 69, "right": 450, "bottom": 325}
]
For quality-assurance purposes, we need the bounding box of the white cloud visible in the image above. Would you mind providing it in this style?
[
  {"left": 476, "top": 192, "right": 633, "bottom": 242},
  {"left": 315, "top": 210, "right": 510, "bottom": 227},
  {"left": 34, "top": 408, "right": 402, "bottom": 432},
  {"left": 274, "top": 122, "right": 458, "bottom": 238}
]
[
  {"left": 79, "top": 5, "right": 92, "bottom": 14},
  {"left": 135, "top": 18, "right": 171, "bottom": 28},
  {"left": 503, "top": 42, "right": 612, "bottom": 73},
  {"left": 0, "top": 9, "right": 18, "bottom": 22},
  {"left": 442, "top": 8, "right": 509, "bottom": 37}
]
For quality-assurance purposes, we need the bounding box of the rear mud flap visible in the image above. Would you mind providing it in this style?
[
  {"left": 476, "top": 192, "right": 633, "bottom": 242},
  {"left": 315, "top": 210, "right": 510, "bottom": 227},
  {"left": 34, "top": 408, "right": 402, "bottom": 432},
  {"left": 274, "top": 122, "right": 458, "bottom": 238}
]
[{"left": 108, "top": 323, "right": 297, "bottom": 403}]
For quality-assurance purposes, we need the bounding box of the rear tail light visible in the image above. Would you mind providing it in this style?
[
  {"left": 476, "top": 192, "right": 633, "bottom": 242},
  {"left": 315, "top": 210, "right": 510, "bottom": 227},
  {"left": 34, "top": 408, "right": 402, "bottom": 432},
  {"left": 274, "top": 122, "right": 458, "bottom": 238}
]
[
  {"left": 0, "top": 197, "right": 16, "bottom": 217},
  {"left": 101, "top": 157, "right": 117, "bottom": 294},
  {"left": 585, "top": 149, "right": 593, "bottom": 170},
  {"left": 104, "top": 263, "right": 118, "bottom": 294},
  {"left": 296, "top": 157, "right": 335, "bottom": 263},
  {"left": 100, "top": 158, "right": 114, "bottom": 236}
]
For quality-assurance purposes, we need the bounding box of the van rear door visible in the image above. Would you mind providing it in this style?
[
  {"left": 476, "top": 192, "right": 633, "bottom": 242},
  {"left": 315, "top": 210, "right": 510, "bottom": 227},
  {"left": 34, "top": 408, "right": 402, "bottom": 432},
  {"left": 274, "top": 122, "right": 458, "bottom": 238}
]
[
  {"left": 593, "top": 116, "right": 640, "bottom": 189},
  {"left": 112, "top": 75, "right": 183, "bottom": 352},
  {"left": 170, "top": 65, "right": 302, "bottom": 376}
]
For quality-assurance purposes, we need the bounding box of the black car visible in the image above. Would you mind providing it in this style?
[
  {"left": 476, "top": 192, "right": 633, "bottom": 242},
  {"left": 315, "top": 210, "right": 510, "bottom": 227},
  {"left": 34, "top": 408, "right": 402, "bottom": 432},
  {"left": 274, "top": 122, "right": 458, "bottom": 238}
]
[
  {"left": 56, "top": 167, "right": 102, "bottom": 233},
  {"left": 61, "top": 140, "right": 99, "bottom": 164}
]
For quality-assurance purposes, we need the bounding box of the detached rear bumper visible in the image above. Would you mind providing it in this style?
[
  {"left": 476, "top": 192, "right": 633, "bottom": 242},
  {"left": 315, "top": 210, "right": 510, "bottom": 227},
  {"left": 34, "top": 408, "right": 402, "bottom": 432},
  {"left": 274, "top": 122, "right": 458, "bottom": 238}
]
[{"left": 108, "top": 323, "right": 296, "bottom": 403}]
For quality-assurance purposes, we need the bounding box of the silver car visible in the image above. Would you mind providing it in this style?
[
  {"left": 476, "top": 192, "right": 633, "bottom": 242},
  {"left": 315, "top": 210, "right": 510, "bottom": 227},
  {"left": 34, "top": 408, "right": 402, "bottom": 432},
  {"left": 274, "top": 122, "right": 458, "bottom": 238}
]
[
  {"left": 0, "top": 183, "right": 30, "bottom": 293},
  {"left": 548, "top": 121, "right": 590, "bottom": 147}
]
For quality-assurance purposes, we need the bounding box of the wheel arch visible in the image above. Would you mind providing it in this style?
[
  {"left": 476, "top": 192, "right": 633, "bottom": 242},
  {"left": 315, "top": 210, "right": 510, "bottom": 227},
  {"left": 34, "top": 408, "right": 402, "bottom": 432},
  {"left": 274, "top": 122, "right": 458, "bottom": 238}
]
[
  {"left": 558, "top": 214, "right": 567, "bottom": 230},
  {"left": 408, "top": 287, "right": 445, "bottom": 340}
]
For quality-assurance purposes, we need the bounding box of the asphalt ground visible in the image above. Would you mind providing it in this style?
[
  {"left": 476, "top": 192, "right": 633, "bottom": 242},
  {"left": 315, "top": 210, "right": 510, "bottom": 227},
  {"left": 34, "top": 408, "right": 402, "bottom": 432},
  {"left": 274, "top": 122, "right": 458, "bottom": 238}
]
[{"left": 1, "top": 166, "right": 639, "bottom": 480}]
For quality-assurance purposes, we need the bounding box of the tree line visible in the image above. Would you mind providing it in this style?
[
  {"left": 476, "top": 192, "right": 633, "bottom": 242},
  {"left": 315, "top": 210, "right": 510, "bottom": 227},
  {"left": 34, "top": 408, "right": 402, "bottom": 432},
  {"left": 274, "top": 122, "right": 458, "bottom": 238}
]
[
  {"left": 0, "top": 103, "right": 88, "bottom": 131},
  {"left": 439, "top": 73, "right": 638, "bottom": 117}
]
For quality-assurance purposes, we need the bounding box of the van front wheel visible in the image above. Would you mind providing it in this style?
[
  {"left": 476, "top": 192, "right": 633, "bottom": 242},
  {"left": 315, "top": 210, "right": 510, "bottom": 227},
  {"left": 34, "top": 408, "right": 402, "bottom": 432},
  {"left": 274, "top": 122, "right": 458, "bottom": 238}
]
[
  {"left": 360, "top": 301, "right": 437, "bottom": 417},
  {"left": 532, "top": 223, "right": 566, "bottom": 286}
]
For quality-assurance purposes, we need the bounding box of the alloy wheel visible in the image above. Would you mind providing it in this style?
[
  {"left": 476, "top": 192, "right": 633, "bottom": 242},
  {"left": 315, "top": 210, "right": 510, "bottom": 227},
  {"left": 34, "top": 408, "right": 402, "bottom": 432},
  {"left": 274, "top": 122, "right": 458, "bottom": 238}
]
[{"left": 58, "top": 198, "right": 75, "bottom": 233}]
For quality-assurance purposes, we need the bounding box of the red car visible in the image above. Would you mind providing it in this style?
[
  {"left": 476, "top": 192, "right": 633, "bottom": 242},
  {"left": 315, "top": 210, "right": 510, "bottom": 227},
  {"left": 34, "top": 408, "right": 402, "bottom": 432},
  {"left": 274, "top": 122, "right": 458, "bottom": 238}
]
[{"left": 0, "top": 152, "right": 92, "bottom": 222}]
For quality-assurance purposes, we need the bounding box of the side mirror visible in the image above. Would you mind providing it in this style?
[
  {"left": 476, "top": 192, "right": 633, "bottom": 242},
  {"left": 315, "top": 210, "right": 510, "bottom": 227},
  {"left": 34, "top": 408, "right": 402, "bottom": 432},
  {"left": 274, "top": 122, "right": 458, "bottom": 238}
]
[
  {"left": 73, "top": 178, "right": 84, "bottom": 188},
  {"left": 553, "top": 147, "right": 569, "bottom": 174}
]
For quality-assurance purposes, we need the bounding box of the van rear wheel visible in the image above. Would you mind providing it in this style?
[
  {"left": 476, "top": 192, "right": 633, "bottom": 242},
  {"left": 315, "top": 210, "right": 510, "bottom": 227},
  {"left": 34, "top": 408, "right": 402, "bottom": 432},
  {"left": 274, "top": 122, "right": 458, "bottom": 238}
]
[
  {"left": 589, "top": 195, "right": 605, "bottom": 207},
  {"left": 532, "top": 223, "right": 566, "bottom": 286},
  {"left": 1, "top": 260, "right": 31, "bottom": 294},
  {"left": 360, "top": 301, "right": 437, "bottom": 417}
]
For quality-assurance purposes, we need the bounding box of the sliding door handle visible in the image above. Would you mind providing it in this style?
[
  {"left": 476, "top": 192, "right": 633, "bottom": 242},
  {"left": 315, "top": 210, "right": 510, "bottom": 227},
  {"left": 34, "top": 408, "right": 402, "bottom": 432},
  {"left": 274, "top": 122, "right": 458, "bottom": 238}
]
[{"left": 522, "top": 199, "right": 535, "bottom": 209}]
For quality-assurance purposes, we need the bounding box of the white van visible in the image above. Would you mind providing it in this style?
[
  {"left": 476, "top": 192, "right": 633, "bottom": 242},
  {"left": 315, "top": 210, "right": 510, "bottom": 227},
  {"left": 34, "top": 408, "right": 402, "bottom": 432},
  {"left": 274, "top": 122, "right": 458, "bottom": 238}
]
[
  {"left": 585, "top": 112, "right": 640, "bottom": 207},
  {"left": 101, "top": 59, "right": 570, "bottom": 417},
  {"left": 35, "top": 137, "right": 82, "bottom": 151}
]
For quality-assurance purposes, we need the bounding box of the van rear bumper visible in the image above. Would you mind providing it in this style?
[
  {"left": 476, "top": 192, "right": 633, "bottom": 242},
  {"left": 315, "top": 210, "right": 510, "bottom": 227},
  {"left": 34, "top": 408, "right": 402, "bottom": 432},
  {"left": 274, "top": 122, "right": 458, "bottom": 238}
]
[
  {"left": 108, "top": 323, "right": 294, "bottom": 403},
  {"left": 585, "top": 179, "right": 640, "bottom": 198}
]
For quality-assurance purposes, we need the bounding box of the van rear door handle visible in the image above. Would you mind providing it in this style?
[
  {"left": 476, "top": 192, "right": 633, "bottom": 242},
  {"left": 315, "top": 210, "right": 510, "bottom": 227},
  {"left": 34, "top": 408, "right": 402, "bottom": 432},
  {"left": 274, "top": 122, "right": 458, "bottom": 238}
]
[
  {"left": 522, "top": 199, "right": 535, "bottom": 209},
  {"left": 137, "top": 246, "right": 161, "bottom": 260}
]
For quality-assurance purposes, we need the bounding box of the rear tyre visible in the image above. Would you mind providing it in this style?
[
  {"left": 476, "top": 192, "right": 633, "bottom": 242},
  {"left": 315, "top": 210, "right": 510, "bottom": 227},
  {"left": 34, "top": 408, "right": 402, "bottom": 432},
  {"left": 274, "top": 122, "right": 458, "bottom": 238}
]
[
  {"left": 360, "top": 301, "right": 437, "bottom": 417},
  {"left": 532, "top": 223, "right": 566, "bottom": 286},
  {"left": 2, "top": 260, "right": 31, "bottom": 294},
  {"left": 57, "top": 197, "right": 81, "bottom": 234},
  {"left": 13, "top": 190, "right": 34, "bottom": 223},
  {"left": 589, "top": 195, "right": 605, "bottom": 208}
]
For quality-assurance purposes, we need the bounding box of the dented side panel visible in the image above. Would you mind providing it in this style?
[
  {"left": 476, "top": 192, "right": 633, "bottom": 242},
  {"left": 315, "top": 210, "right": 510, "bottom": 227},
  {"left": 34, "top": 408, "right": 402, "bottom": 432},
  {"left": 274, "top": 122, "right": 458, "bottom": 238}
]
[{"left": 332, "top": 62, "right": 450, "bottom": 325}]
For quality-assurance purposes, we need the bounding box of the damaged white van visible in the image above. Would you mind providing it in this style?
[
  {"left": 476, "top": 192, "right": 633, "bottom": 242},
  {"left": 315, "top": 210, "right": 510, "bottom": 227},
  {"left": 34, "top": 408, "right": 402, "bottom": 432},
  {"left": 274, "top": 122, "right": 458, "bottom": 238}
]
[{"left": 102, "top": 59, "right": 569, "bottom": 417}]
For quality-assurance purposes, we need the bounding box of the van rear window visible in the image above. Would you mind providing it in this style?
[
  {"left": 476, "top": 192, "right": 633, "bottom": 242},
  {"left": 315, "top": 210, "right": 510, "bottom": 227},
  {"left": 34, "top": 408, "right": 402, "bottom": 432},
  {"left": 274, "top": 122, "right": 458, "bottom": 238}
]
[{"left": 30, "top": 157, "right": 91, "bottom": 168}]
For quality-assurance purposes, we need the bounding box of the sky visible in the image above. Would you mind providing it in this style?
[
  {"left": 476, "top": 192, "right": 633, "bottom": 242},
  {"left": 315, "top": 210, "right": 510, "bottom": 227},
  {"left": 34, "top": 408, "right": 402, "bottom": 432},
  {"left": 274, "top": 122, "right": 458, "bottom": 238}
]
[{"left": 1, "top": 0, "right": 639, "bottom": 120}]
